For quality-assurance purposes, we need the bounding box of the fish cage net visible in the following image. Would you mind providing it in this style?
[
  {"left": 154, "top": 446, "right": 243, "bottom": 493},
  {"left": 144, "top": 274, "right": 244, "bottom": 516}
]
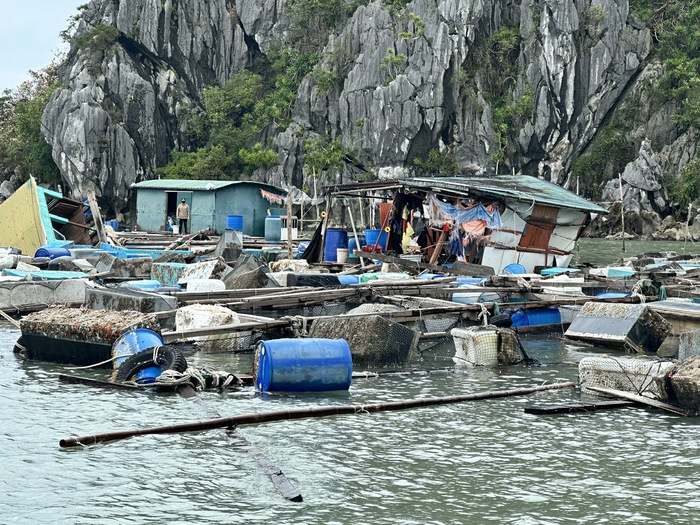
[
  {"left": 451, "top": 326, "right": 521, "bottom": 366},
  {"left": 578, "top": 355, "right": 675, "bottom": 398}
]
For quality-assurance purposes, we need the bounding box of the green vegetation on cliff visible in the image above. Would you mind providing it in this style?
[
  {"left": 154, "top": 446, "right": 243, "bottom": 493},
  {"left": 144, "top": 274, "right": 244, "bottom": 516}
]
[{"left": 0, "top": 65, "right": 61, "bottom": 185}]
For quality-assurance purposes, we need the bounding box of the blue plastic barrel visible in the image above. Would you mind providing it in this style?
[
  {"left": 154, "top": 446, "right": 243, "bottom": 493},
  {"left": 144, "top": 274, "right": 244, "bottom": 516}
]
[
  {"left": 112, "top": 328, "right": 164, "bottom": 383},
  {"left": 112, "top": 328, "right": 163, "bottom": 364},
  {"left": 105, "top": 220, "right": 119, "bottom": 231},
  {"left": 255, "top": 338, "right": 353, "bottom": 392},
  {"left": 338, "top": 274, "right": 360, "bottom": 285},
  {"left": 226, "top": 214, "right": 243, "bottom": 230},
  {"left": 324, "top": 229, "right": 348, "bottom": 262},
  {"left": 34, "top": 247, "right": 72, "bottom": 259},
  {"left": 347, "top": 235, "right": 364, "bottom": 259},
  {"left": 265, "top": 216, "right": 282, "bottom": 241},
  {"left": 510, "top": 307, "right": 561, "bottom": 327},
  {"left": 364, "top": 229, "right": 388, "bottom": 251}
]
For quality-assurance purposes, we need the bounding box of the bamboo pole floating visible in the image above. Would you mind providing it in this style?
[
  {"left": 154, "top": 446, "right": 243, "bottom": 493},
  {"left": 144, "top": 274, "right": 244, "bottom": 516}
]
[{"left": 59, "top": 382, "right": 575, "bottom": 447}]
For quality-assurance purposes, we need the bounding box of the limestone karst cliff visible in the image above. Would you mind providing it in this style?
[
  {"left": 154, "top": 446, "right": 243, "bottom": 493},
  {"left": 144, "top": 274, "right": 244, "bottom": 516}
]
[{"left": 39, "top": 0, "right": 696, "bottom": 232}]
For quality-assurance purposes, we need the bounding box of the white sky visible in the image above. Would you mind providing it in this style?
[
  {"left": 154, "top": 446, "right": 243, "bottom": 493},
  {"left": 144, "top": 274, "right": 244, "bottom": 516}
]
[{"left": 0, "top": 1, "right": 85, "bottom": 93}]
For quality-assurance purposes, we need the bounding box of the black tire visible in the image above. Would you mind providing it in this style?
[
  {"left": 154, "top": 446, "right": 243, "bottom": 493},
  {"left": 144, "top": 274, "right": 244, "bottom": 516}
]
[
  {"left": 13, "top": 336, "right": 24, "bottom": 354},
  {"left": 115, "top": 346, "right": 188, "bottom": 383},
  {"left": 489, "top": 313, "right": 513, "bottom": 328}
]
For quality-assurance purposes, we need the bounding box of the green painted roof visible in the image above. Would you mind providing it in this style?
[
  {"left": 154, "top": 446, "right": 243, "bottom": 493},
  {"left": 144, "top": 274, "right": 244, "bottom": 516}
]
[
  {"left": 400, "top": 175, "right": 608, "bottom": 213},
  {"left": 132, "top": 179, "right": 287, "bottom": 194}
]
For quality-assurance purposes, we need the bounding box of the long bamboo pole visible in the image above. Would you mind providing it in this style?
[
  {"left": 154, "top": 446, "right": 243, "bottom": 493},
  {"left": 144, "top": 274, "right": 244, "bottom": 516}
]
[{"left": 60, "top": 382, "right": 574, "bottom": 447}]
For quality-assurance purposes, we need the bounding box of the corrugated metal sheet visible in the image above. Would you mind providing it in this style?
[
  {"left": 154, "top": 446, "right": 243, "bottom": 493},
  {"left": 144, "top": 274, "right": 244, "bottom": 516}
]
[
  {"left": 401, "top": 175, "right": 609, "bottom": 213},
  {"left": 0, "top": 177, "right": 47, "bottom": 255},
  {"left": 132, "top": 179, "right": 288, "bottom": 194}
]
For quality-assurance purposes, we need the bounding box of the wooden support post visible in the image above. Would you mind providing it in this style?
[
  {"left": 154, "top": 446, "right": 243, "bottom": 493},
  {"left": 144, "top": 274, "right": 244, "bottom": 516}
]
[
  {"left": 429, "top": 228, "right": 448, "bottom": 265},
  {"left": 286, "top": 188, "right": 294, "bottom": 260},
  {"left": 86, "top": 190, "right": 108, "bottom": 246},
  {"left": 347, "top": 205, "right": 365, "bottom": 268}
]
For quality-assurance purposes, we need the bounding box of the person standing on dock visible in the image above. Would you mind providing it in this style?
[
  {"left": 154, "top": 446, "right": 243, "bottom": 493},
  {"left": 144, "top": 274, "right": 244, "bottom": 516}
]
[{"left": 177, "top": 198, "right": 190, "bottom": 234}]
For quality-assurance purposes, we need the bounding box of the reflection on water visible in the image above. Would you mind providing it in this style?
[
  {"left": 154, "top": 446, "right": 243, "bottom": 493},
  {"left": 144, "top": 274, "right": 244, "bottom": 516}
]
[
  {"left": 2, "top": 321, "right": 700, "bottom": 524},
  {"left": 574, "top": 238, "right": 699, "bottom": 266}
]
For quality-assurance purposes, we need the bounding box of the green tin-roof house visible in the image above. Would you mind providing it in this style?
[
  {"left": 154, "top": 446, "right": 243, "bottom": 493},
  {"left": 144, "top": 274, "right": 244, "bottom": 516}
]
[{"left": 132, "top": 179, "right": 287, "bottom": 236}]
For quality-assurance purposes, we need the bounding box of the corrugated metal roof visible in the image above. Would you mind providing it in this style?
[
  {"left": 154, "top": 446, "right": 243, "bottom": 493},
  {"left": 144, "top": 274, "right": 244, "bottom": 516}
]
[
  {"left": 132, "top": 179, "right": 287, "bottom": 194},
  {"left": 401, "top": 175, "right": 608, "bottom": 213}
]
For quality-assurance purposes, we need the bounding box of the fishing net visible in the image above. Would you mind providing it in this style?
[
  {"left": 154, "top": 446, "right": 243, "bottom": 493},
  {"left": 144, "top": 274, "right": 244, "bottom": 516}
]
[
  {"left": 578, "top": 355, "right": 674, "bottom": 397},
  {"left": 21, "top": 306, "right": 159, "bottom": 343},
  {"left": 309, "top": 314, "right": 419, "bottom": 369},
  {"left": 451, "top": 326, "right": 522, "bottom": 366}
]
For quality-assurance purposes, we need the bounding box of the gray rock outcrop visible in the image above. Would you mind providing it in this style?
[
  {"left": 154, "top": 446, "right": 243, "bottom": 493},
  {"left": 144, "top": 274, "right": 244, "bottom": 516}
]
[{"left": 41, "top": 0, "right": 663, "bottom": 222}]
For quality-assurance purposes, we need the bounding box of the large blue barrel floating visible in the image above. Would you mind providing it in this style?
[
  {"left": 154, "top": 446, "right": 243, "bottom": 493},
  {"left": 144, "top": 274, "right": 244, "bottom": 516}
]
[
  {"left": 34, "top": 247, "right": 72, "bottom": 259},
  {"left": 324, "top": 229, "right": 348, "bottom": 262},
  {"left": 364, "top": 229, "right": 388, "bottom": 252},
  {"left": 112, "top": 328, "right": 164, "bottom": 381},
  {"left": 255, "top": 338, "right": 353, "bottom": 392},
  {"left": 226, "top": 214, "right": 243, "bottom": 231},
  {"left": 265, "top": 216, "right": 282, "bottom": 241},
  {"left": 510, "top": 307, "right": 561, "bottom": 327}
]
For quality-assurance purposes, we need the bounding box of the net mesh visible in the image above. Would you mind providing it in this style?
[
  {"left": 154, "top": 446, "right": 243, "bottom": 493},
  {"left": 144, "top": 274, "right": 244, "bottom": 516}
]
[{"left": 578, "top": 355, "right": 675, "bottom": 397}]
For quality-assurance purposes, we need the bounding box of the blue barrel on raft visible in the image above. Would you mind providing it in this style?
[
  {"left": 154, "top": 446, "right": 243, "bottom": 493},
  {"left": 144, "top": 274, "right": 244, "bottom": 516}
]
[
  {"left": 105, "top": 219, "right": 119, "bottom": 231},
  {"left": 509, "top": 307, "right": 561, "bottom": 327},
  {"left": 34, "top": 247, "right": 72, "bottom": 259},
  {"left": 112, "top": 328, "right": 164, "bottom": 383},
  {"left": 347, "top": 235, "right": 364, "bottom": 260},
  {"left": 226, "top": 214, "right": 243, "bottom": 231},
  {"left": 324, "top": 229, "right": 348, "bottom": 262},
  {"left": 254, "top": 338, "right": 353, "bottom": 393},
  {"left": 363, "top": 229, "right": 388, "bottom": 252}
]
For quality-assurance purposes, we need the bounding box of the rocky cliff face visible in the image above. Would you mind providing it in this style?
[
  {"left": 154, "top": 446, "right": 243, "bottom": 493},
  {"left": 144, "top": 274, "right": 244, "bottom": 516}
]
[{"left": 41, "top": 0, "right": 684, "bottom": 228}]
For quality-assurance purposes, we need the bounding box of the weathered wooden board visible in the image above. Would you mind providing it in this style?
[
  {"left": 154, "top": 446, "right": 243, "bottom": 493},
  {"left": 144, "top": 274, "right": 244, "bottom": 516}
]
[
  {"left": 524, "top": 400, "right": 633, "bottom": 415},
  {"left": 587, "top": 386, "right": 694, "bottom": 416}
]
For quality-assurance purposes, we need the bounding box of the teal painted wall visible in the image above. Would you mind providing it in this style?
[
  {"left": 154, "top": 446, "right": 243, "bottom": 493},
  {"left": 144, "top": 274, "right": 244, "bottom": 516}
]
[
  {"left": 214, "top": 184, "right": 278, "bottom": 236},
  {"left": 136, "top": 183, "right": 282, "bottom": 235},
  {"left": 136, "top": 189, "right": 216, "bottom": 232}
]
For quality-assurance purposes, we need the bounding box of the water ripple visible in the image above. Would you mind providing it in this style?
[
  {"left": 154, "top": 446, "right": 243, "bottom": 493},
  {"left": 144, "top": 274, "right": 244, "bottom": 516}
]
[{"left": 2, "top": 324, "right": 700, "bottom": 523}]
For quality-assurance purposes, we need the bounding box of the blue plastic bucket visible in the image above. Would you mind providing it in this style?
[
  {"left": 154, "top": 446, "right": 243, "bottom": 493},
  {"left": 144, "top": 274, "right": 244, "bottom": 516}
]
[
  {"left": 226, "top": 214, "right": 243, "bottom": 230},
  {"left": 364, "top": 229, "right": 388, "bottom": 251},
  {"left": 265, "top": 216, "right": 282, "bottom": 241},
  {"left": 255, "top": 338, "right": 353, "bottom": 392},
  {"left": 324, "top": 229, "right": 348, "bottom": 262},
  {"left": 105, "top": 220, "right": 119, "bottom": 231},
  {"left": 503, "top": 263, "right": 527, "bottom": 274},
  {"left": 34, "top": 247, "right": 72, "bottom": 259},
  {"left": 510, "top": 307, "right": 561, "bottom": 327},
  {"left": 112, "top": 328, "right": 164, "bottom": 383}
]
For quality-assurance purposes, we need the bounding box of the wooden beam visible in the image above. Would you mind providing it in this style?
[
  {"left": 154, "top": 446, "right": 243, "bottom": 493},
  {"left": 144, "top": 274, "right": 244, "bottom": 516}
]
[
  {"left": 86, "top": 191, "right": 107, "bottom": 245},
  {"left": 524, "top": 400, "right": 634, "bottom": 415},
  {"left": 361, "top": 250, "right": 494, "bottom": 277},
  {"left": 178, "top": 385, "right": 303, "bottom": 502},
  {"left": 586, "top": 386, "right": 694, "bottom": 416}
]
